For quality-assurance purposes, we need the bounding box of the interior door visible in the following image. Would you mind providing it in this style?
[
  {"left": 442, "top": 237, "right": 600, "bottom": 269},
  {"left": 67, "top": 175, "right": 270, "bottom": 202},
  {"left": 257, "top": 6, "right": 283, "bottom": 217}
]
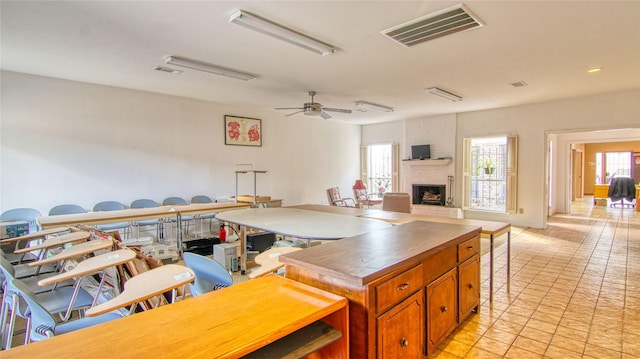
[
  {"left": 633, "top": 152, "right": 640, "bottom": 184},
  {"left": 572, "top": 150, "right": 583, "bottom": 200}
]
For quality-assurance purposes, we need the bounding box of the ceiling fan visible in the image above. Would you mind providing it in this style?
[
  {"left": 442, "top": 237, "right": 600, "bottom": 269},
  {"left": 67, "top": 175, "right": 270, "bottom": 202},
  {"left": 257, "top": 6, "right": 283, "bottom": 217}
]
[{"left": 275, "top": 91, "right": 352, "bottom": 119}]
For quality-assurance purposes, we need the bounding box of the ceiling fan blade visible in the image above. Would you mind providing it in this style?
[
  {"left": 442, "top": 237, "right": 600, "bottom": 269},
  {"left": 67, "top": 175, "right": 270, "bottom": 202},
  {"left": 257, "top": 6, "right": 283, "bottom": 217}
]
[
  {"left": 285, "top": 110, "right": 304, "bottom": 117},
  {"left": 275, "top": 107, "right": 304, "bottom": 110},
  {"left": 320, "top": 112, "right": 332, "bottom": 120},
  {"left": 323, "top": 107, "right": 352, "bottom": 114}
]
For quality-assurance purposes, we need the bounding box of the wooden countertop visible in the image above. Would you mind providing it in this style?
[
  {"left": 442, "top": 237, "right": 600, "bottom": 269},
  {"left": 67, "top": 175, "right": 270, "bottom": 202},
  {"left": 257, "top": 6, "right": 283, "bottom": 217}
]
[
  {"left": 280, "top": 220, "right": 481, "bottom": 285},
  {"left": 3, "top": 275, "right": 349, "bottom": 359}
]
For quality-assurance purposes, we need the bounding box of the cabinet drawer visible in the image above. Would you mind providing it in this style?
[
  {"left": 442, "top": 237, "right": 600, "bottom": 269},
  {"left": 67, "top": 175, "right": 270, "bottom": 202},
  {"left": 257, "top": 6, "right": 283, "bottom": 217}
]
[
  {"left": 376, "top": 264, "right": 423, "bottom": 314},
  {"left": 458, "top": 236, "right": 479, "bottom": 262}
]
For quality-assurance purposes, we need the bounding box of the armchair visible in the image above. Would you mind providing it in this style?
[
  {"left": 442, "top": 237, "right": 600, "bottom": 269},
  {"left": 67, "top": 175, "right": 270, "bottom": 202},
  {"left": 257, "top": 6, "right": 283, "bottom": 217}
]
[
  {"left": 326, "top": 187, "right": 356, "bottom": 207},
  {"left": 352, "top": 180, "right": 382, "bottom": 208}
]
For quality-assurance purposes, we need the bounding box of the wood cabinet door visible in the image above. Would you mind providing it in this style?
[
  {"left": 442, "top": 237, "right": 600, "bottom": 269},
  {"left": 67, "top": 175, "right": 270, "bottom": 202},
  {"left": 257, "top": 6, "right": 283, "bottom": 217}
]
[
  {"left": 377, "top": 290, "right": 425, "bottom": 359},
  {"left": 426, "top": 268, "right": 457, "bottom": 353},
  {"left": 459, "top": 255, "right": 480, "bottom": 319}
]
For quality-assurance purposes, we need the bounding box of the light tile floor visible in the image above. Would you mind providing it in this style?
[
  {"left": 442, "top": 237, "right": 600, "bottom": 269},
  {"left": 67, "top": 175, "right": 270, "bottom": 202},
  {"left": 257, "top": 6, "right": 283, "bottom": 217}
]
[{"left": 430, "top": 197, "right": 640, "bottom": 358}]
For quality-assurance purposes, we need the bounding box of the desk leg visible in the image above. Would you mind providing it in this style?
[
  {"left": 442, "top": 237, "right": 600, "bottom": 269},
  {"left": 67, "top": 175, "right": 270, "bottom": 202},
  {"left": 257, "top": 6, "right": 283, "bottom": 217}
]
[
  {"left": 489, "top": 234, "right": 494, "bottom": 306},
  {"left": 507, "top": 231, "right": 511, "bottom": 292},
  {"left": 176, "top": 213, "right": 183, "bottom": 254},
  {"left": 240, "top": 226, "right": 247, "bottom": 275}
]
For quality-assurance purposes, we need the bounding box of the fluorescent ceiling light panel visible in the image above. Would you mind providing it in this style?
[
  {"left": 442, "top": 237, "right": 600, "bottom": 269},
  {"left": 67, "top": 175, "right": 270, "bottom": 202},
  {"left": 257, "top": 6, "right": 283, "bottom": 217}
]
[
  {"left": 164, "top": 56, "right": 256, "bottom": 81},
  {"left": 426, "top": 87, "right": 463, "bottom": 102},
  {"left": 355, "top": 101, "right": 394, "bottom": 112},
  {"left": 154, "top": 66, "right": 182, "bottom": 74},
  {"left": 229, "top": 10, "right": 336, "bottom": 56}
]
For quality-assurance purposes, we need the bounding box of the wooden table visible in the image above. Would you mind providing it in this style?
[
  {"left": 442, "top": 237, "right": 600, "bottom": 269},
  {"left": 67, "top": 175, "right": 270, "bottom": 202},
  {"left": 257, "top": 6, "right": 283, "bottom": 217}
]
[
  {"left": 28, "top": 239, "right": 113, "bottom": 267},
  {"left": 4, "top": 275, "right": 349, "bottom": 358},
  {"left": 36, "top": 203, "right": 250, "bottom": 253},
  {"left": 216, "top": 207, "right": 392, "bottom": 274},
  {"left": 86, "top": 264, "right": 194, "bottom": 316},
  {"left": 14, "top": 231, "right": 90, "bottom": 254},
  {"left": 291, "top": 204, "right": 511, "bottom": 305}
]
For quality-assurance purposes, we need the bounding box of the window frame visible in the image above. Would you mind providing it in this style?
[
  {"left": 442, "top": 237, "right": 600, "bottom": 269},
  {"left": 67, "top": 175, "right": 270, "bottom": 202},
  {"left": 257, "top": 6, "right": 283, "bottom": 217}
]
[{"left": 462, "top": 135, "right": 518, "bottom": 213}]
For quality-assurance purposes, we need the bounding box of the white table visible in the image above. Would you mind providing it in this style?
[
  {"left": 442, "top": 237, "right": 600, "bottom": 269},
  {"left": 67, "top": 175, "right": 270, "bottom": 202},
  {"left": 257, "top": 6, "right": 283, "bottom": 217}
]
[{"left": 215, "top": 207, "right": 392, "bottom": 274}]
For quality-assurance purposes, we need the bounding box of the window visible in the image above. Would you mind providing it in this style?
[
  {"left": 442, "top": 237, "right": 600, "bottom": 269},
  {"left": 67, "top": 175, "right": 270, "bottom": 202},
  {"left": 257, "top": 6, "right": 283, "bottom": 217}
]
[
  {"left": 462, "top": 136, "right": 518, "bottom": 213},
  {"left": 361, "top": 144, "right": 399, "bottom": 194},
  {"left": 595, "top": 151, "right": 632, "bottom": 184},
  {"left": 604, "top": 151, "right": 631, "bottom": 183}
]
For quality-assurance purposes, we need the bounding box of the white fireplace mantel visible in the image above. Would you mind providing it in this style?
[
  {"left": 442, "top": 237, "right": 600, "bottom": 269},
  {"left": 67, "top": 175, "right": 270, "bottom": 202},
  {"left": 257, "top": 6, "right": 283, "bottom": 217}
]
[{"left": 401, "top": 159, "right": 452, "bottom": 167}]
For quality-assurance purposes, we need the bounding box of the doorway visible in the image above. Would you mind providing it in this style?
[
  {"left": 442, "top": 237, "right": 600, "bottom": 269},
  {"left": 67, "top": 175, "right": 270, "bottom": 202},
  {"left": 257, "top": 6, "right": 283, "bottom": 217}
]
[{"left": 544, "top": 127, "right": 640, "bottom": 228}]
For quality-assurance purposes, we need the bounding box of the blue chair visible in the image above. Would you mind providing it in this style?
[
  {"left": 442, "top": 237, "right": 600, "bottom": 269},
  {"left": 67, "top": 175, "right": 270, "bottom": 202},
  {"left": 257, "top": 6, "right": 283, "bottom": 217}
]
[
  {"left": 0, "top": 256, "right": 71, "bottom": 295},
  {"left": 1, "top": 250, "right": 58, "bottom": 279},
  {"left": 93, "top": 201, "right": 130, "bottom": 238},
  {"left": 130, "top": 199, "right": 161, "bottom": 239},
  {"left": 162, "top": 197, "right": 194, "bottom": 241},
  {"left": 1, "top": 208, "right": 42, "bottom": 264},
  {"left": 190, "top": 195, "right": 217, "bottom": 237},
  {"left": 48, "top": 204, "right": 86, "bottom": 216},
  {"left": 1, "top": 269, "right": 96, "bottom": 348},
  {"left": 0, "top": 257, "right": 72, "bottom": 348},
  {"left": 182, "top": 252, "right": 232, "bottom": 296},
  {"left": 8, "top": 279, "right": 122, "bottom": 344}
]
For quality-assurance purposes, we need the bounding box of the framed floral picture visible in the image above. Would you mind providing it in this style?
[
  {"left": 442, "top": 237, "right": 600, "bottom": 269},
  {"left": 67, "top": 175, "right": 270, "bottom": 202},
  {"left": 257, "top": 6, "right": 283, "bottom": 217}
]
[{"left": 224, "top": 115, "right": 262, "bottom": 147}]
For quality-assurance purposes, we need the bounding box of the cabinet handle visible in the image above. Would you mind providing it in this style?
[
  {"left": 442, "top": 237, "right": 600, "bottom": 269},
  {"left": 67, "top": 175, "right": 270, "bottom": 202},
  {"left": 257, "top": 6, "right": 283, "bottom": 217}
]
[
  {"left": 467, "top": 283, "right": 474, "bottom": 289},
  {"left": 396, "top": 283, "right": 410, "bottom": 291},
  {"left": 467, "top": 246, "right": 474, "bottom": 250},
  {"left": 440, "top": 305, "right": 447, "bottom": 313},
  {"left": 400, "top": 338, "right": 409, "bottom": 347}
]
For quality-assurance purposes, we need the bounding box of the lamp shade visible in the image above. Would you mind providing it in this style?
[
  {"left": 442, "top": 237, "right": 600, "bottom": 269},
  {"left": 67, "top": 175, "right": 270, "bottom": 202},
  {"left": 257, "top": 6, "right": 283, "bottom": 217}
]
[{"left": 353, "top": 179, "right": 366, "bottom": 190}]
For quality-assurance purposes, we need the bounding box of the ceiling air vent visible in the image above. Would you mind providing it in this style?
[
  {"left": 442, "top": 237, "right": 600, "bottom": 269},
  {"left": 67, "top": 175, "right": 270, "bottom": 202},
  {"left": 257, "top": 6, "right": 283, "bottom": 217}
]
[{"left": 382, "top": 4, "right": 484, "bottom": 47}]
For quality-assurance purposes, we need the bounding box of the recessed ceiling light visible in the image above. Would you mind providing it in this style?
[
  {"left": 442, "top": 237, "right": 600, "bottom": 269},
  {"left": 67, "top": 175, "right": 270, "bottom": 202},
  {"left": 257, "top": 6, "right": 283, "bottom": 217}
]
[{"left": 588, "top": 67, "right": 603, "bottom": 73}]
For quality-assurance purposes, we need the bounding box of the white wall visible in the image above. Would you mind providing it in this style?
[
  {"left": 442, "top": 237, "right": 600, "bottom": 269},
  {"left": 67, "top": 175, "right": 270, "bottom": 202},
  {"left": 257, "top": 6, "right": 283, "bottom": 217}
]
[
  {"left": 362, "top": 90, "right": 640, "bottom": 228},
  {"left": 0, "top": 71, "right": 361, "bottom": 215}
]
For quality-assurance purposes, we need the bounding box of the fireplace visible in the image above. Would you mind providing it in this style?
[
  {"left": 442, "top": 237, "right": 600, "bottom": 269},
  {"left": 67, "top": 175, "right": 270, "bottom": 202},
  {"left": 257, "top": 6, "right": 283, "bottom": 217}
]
[{"left": 412, "top": 184, "right": 446, "bottom": 206}]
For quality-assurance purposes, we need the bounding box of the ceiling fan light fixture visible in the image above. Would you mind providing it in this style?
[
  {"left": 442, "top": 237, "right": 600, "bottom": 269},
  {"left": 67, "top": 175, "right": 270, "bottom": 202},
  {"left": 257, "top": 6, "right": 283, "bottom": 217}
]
[
  {"left": 355, "top": 101, "right": 394, "bottom": 112},
  {"left": 229, "top": 10, "right": 336, "bottom": 56},
  {"left": 426, "top": 87, "right": 463, "bottom": 102},
  {"left": 164, "top": 56, "right": 257, "bottom": 81}
]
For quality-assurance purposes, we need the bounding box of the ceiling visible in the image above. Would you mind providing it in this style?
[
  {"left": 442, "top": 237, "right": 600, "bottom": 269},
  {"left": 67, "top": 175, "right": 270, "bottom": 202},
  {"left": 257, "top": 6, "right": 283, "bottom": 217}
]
[{"left": 2, "top": 1, "right": 639, "bottom": 125}]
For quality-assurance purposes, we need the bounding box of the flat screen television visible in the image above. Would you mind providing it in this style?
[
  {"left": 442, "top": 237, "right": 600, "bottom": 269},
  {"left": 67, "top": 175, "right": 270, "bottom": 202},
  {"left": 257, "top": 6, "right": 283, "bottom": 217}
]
[{"left": 411, "top": 145, "right": 431, "bottom": 160}]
